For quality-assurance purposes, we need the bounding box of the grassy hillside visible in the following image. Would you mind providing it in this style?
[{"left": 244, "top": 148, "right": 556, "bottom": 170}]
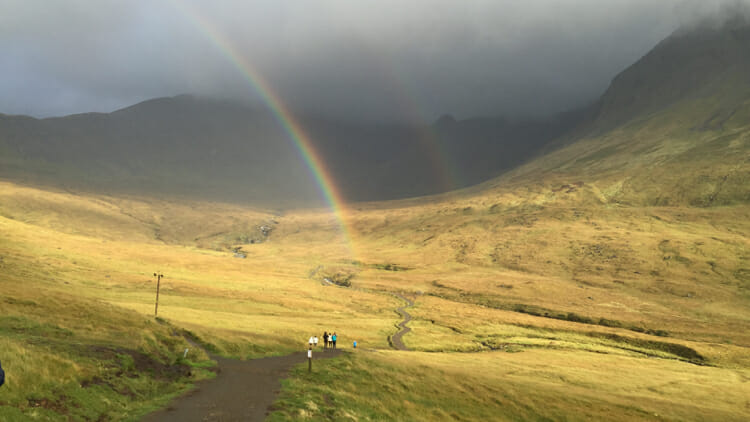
[
  {"left": 492, "top": 94, "right": 750, "bottom": 208},
  {"left": 1, "top": 19, "right": 749, "bottom": 422},
  {"left": 1, "top": 177, "right": 748, "bottom": 420},
  {"left": 0, "top": 181, "right": 400, "bottom": 420},
  {"left": 268, "top": 20, "right": 749, "bottom": 420},
  {"left": 270, "top": 350, "right": 747, "bottom": 421}
]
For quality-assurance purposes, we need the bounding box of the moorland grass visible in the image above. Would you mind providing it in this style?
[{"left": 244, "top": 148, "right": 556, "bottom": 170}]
[
  {"left": 269, "top": 350, "right": 749, "bottom": 421},
  {"left": 0, "top": 282, "right": 215, "bottom": 421},
  {"left": 1, "top": 115, "right": 749, "bottom": 422}
]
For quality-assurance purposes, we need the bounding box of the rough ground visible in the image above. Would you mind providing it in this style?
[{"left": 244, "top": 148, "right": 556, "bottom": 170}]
[{"left": 142, "top": 349, "right": 342, "bottom": 422}]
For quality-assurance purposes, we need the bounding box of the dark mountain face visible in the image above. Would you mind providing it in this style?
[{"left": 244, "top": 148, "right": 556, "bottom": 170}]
[
  {"left": 6, "top": 20, "right": 747, "bottom": 206},
  {"left": 0, "top": 96, "right": 322, "bottom": 205},
  {"left": 591, "top": 19, "right": 750, "bottom": 131},
  {"left": 498, "top": 18, "right": 750, "bottom": 209},
  {"left": 0, "top": 95, "right": 579, "bottom": 205}
]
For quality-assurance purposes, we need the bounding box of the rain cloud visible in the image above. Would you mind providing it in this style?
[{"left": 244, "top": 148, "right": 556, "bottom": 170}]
[{"left": 1, "top": 0, "right": 747, "bottom": 121}]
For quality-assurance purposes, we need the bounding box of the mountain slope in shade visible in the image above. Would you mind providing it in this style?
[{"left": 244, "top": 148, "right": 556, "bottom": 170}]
[
  {"left": 480, "top": 18, "right": 750, "bottom": 208},
  {"left": 2, "top": 19, "right": 749, "bottom": 207},
  {"left": 592, "top": 17, "right": 750, "bottom": 131},
  {"left": 0, "top": 95, "right": 579, "bottom": 205},
  {"left": 0, "top": 96, "right": 322, "bottom": 205}
]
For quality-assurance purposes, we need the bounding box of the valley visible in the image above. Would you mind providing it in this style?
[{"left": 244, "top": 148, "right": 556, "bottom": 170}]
[
  {"left": 2, "top": 10, "right": 750, "bottom": 422},
  {"left": 1, "top": 168, "right": 748, "bottom": 420}
]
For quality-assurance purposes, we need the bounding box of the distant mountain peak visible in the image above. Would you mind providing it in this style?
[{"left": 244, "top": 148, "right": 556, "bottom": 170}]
[
  {"left": 591, "top": 16, "right": 750, "bottom": 130},
  {"left": 434, "top": 114, "right": 457, "bottom": 128}
]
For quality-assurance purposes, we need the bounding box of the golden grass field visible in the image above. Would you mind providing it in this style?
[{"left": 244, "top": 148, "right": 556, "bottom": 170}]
[
  {"left": 1, "top": 159, "right": 749, "bottom": 421},
  {"left": 1, "top": 97, "right": 749, "bottom": 421}
]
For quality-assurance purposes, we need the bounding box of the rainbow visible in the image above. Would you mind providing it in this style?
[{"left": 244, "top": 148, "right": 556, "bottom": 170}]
[
  {"left": 360, "top": 43, "right": 460, "bottom": 191},
  {"left": 169, "top": 1, "right": 355, "bottom": 254},
  {"left": 383, "top": 65, "right": 461, "bottom": 191},
  {"left": 337, "top": 38, "right": 460, "bottom": 191}
]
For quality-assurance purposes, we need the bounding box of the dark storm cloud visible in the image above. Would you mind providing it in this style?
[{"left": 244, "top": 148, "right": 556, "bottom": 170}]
[{"left": 0, "top": 0, "right": 746, "bottom": 120}]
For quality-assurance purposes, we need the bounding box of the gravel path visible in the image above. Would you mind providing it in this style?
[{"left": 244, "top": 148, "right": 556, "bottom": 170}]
[
  {"left": 142, "top": 348, "right": 342, "bottom": 422},
  {"left": 141, "top": 284, "right": 413, "bottom": 420},
  {"left": 391, "top": 294, "right": 414, "bottom": 351}
]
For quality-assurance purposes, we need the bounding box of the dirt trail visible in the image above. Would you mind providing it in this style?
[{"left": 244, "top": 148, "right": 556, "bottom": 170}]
[
  {"left": 141, "top": 278, "right": 413, "bottom": 420},
  {"left": 319, "top": 279, "right": 415, "bottom": 351},
  {"left": 391, "top": 294, "right": 414, "bottom": 351},
  {"left": 142, "top": 348, "right": 342, "bottom": 422}
]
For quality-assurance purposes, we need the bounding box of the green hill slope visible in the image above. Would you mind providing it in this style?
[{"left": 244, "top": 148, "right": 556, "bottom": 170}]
[{"left": 487, "top": 19, "right": 750, "bottom": 207}]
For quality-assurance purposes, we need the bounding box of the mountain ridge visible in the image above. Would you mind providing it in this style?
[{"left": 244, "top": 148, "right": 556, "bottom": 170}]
[
  {"left": 0, "top": 94, "right": 581, "bottom": 205},
  {"left": 2, "top": 21, "right": 749, "bottom": 207},
  {"left": 480, "top": 20, "right": 750, "bottom": 208}
]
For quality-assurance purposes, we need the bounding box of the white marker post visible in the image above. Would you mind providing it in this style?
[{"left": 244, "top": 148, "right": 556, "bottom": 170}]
[{"left": 308, "top": 347, "right": 312, "bottom": 372}]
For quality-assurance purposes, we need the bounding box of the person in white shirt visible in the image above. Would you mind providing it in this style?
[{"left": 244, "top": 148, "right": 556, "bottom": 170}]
[{"left": 313, "top": 336, "right": 319, "bottom": 347}]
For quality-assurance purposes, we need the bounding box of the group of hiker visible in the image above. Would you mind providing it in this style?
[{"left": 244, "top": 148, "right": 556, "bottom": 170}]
[
  {"left": 308, "top": 331, "right": 338, "bottom": 349},
  {"left": 323, "top": 331, "right": 337, "bottom": 349}
]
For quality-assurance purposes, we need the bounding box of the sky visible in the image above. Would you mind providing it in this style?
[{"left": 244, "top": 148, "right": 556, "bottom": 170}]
[{"left": 0, "top": 0, "right": 747, "bottom": 122}]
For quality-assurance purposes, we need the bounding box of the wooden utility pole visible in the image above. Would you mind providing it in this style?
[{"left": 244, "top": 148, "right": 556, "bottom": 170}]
[
  {"left": 154, "top": 272, "right": 164, "bottom": 317},
  {"left": 308, "top": 346, "right": 312, "bottom": 372}
]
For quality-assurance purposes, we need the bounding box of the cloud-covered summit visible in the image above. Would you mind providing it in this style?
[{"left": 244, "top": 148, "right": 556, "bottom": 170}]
[{"left": 1, "top": 0, "right": 747, "bottom": 121}]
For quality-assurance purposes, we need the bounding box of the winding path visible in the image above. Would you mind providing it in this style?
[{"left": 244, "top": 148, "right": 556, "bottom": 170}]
[
  {"left": 142, "top": 343, "right": 341, "bottom": 422},
  {"left": 319, "top": 277, "right": 415, "bottom": 351},
  {"left": 142, "top": 278, "right": 416, "bottom": 420},
  {"left": 391, "top": 294, "right": 414, "bottom": 351}
]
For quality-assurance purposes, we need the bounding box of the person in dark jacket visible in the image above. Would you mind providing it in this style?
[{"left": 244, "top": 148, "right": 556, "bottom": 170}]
[{"left": 0, "top": 359, "right": 5, "bottom": 387}]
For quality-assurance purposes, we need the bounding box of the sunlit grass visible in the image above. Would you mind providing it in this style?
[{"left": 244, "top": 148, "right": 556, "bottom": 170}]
[
  {"left": 270, "top": 350, "right": 750, "bottom": 421},
  {"left": 1, "top": 131, "right": 749, "bottom": 422}
]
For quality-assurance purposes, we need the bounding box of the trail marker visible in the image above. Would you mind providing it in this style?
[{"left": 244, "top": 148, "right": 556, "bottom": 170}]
[{"left": 153, "top": 272, "right": 164, "bottom": 317}]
